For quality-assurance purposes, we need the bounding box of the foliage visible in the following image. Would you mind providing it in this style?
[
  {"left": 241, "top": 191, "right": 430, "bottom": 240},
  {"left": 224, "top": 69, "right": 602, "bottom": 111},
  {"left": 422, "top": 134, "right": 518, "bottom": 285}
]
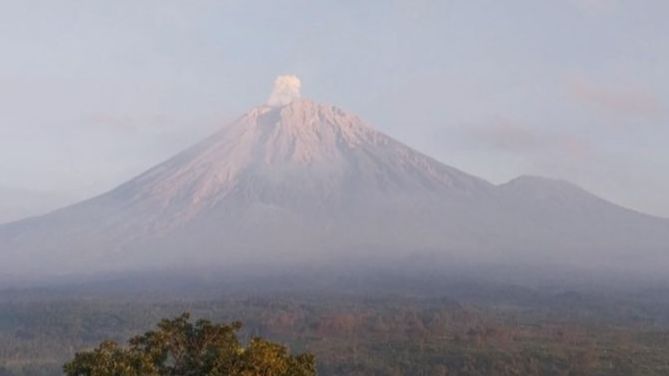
[
  {"left": 2, "top": 281, "right": 669, "bottom": 375},
  {"left": 62, "top": 313, "right": 315, "bottom": 376}
]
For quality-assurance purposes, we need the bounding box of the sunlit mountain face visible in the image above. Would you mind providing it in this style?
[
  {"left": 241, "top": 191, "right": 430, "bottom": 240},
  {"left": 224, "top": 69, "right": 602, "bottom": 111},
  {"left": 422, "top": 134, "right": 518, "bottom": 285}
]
[{"left": 1, "top": 96, "right": 667, "bottom": 280}]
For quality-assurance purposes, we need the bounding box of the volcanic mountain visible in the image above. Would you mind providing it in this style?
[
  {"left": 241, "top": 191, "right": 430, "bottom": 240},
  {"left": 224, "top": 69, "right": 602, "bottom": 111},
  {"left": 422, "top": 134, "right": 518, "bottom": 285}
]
[{"left": 1, "top": 98, "right": 667, "bottom": 278}]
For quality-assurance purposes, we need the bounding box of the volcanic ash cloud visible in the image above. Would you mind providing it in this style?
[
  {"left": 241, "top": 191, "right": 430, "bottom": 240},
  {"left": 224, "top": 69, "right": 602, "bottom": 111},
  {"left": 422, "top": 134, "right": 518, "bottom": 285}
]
[{"left": 267, "top": 75, "right": 301, "bottom": 107}]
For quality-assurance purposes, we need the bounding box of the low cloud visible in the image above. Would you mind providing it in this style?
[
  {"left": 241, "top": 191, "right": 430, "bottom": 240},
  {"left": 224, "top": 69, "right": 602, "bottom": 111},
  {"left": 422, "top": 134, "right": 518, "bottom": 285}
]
[
  {"left": 468, "top": 118, "right": 591, "bottom": 160},
  {"left": 566, "top": 77, "right": 665, "bottom": 119},
  {"left": 471, "top": 121, "right": 540, "bottom": 152}
]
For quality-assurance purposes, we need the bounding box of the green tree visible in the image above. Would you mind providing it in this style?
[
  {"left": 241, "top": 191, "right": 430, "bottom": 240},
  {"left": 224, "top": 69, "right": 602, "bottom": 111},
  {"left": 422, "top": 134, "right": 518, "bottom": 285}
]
[{"left": 64, "top": 313, "right": 315, "bottom": 376}]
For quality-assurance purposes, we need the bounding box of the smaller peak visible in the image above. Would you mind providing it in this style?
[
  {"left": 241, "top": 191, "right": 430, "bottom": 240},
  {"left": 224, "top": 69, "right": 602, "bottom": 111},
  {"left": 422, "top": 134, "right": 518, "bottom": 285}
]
[
  {"left": 507, "top": 175, "right": 564, "bottom": 184},
  {"left": 501, "top": 175, "right": 588, "bottom": 193}
]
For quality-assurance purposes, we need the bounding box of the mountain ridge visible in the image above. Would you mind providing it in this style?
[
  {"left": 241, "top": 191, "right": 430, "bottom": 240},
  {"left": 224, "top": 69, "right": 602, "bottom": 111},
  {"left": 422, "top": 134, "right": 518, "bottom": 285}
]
[{"left": 0, "top": 98, "right": 667, "bottom": 279}]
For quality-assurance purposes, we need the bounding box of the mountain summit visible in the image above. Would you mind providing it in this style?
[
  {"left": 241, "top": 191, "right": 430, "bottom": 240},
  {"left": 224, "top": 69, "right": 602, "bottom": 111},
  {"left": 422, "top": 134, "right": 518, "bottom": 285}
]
[
  {"left": 1, "top": 93, "right": 667, "bottom": 279},
  {"left": 104, "top": 99, "right": 491, "bottom": 231}
]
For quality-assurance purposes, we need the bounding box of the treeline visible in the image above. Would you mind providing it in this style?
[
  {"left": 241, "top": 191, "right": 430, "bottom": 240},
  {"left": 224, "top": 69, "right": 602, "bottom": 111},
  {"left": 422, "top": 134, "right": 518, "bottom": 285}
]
[{"left": 1, "top": 291, "right": 669, "bottom": 375}]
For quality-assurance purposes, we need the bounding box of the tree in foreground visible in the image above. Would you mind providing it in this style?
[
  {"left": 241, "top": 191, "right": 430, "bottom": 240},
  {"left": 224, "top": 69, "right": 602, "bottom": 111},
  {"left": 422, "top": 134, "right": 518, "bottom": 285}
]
[{"left": 63, "top": 313, "right": 315, "bottom": 376}]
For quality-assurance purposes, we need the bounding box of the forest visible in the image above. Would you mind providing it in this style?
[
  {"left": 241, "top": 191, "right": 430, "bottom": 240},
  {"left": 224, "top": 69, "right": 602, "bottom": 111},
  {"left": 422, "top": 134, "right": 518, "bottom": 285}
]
[{"left": 1, "top": 271, "right": 669, "bottom": 375}]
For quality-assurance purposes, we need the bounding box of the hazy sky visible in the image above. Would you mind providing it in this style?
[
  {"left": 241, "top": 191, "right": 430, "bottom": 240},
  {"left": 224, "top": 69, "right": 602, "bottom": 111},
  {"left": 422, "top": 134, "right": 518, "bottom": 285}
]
[{"left": 1, "top": 0, "right": 668, "bottom": 217}]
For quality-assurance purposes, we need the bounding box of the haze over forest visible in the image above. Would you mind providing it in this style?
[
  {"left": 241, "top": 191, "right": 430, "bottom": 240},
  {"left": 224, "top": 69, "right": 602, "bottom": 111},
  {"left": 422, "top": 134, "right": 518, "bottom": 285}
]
[{"left": 1, "top": 2, "right": 669, "bottom": 375}]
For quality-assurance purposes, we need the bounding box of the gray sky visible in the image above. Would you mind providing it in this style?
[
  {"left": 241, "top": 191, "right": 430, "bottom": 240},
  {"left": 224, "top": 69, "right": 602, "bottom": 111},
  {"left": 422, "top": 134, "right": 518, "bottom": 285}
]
[{"left": 1, "top": 0, "right": 668, "bottom": 218}]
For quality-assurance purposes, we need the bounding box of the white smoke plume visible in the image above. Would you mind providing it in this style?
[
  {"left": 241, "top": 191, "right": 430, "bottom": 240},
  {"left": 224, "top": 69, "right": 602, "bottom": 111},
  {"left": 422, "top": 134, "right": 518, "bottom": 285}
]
[{"left": 267, "top": 75, "right": 301, "bottom": 107}]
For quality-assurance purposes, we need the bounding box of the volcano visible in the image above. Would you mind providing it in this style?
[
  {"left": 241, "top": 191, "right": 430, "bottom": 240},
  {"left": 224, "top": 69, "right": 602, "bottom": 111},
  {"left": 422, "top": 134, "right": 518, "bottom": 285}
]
[{"left": 1, "top": 97, "right": 667, "bottom": 279}]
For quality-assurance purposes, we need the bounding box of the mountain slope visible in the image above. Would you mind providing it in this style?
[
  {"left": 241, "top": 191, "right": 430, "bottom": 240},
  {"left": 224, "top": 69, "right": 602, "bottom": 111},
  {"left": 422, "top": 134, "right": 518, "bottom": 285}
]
[
  {"left": 0, "top": 187, "right": 75, "bottom": 225},
  {"left": 0, "top": 99, "right": 667, "bottom": 278},
  {"left": 492, "top": 176, "right": 668, "bottom": 266}
]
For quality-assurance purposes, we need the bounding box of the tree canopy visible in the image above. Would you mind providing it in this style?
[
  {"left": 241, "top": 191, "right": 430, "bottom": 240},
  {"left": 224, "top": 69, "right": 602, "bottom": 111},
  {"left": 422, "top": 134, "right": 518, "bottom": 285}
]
[{"left": 63, "top": 313, "right": 315, "bottom": 376}]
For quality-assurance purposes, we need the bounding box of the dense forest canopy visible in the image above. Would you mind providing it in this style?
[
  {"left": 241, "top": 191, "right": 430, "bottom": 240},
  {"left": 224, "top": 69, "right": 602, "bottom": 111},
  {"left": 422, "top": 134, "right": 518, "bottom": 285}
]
[
  {"left": 2, "top": 275, "right": 669, "bottom": 375},
  {"left": 63, "top": 313, "right": 315, "bottom": 376}
]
